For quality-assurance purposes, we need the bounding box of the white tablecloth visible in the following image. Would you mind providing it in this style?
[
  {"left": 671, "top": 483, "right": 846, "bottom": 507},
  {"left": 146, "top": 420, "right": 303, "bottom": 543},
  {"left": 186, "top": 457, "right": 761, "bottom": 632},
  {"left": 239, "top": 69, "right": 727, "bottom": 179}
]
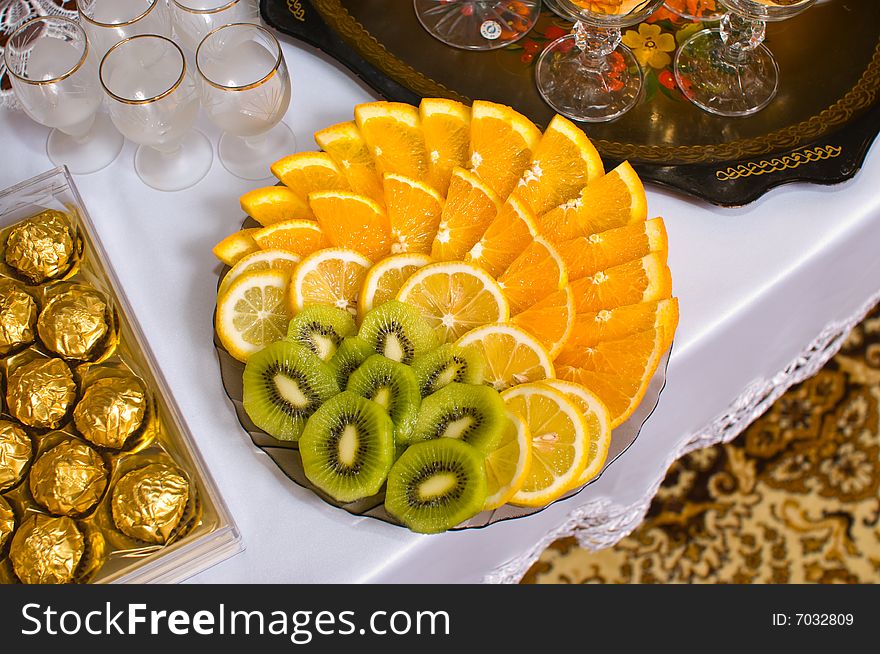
[{"left": 1, "top": 35, "right": 878, "bottom": 584}]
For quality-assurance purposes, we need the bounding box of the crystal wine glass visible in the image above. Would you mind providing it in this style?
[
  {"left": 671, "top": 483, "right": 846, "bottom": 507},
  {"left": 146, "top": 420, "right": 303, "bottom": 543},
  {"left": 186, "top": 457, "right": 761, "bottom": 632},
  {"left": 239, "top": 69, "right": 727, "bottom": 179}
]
[
  {"left": 170, "top": 0, "right": 260, "bottom": 53},
  {"left": 535, "top": 0, "right": 666, "bottom": 122},
  {"left": 674, "top": 0, "right": 816, "bottom": 116},
  {"left": 4, "top": 16, "right": 123, "bottom": 175},
  {"left": 77, "top": 0, "right": 172, "bottom": 61},
  {"left": 195, "top": 23, "right": 295, "bottom": 180},
  {"left": 413, "top": 0, "right": 542, "bottom": 51},
  {"left": 100, "top": 35, "right": 213, "bottom": 192},
  {"left": 662, "top": 0, "right": 725, "bottom": 21}
]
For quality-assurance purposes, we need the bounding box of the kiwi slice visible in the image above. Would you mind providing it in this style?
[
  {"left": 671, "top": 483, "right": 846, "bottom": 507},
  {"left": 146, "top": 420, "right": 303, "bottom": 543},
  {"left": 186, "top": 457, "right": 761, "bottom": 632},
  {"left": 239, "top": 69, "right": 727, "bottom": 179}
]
[
  {"left": 328, "top": 336, "right": 375, "bottom": 389},
  {"left": 408, "top": 382, "right": 505, "bottom": 453},
  {"left": 410, "top": 344, "right": 485, "bottom": 397},
  {"left": 242, "top": 341, "right": 339, "bottom": 441},
  {"left": 385, "top": 438, "right": 487, "bottom": 533},
  {"left": 287, "top": 305, "right": 357, "bottom": 361},
  {"left": 299, "top": 391, "right": 395, "bottom": 503},
  {"left": 347, "top": 355, "right": 421, "bottom": 442},
  {"left": 358, "top": 300, "right": 439, "bottom": 365}
]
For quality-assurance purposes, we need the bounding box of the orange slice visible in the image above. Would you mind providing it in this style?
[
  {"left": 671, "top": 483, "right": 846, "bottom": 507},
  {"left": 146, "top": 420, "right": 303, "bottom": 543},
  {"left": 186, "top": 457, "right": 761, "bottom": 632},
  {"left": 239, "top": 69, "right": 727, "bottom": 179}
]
[
  {"left": 540, "top": 379, "right": 612, "bottom": 490},
  {"left": 212, "top": 228, "right": 261, "bottom": 266},
  {"left": 571, "top": 252, "right": 671, "bottom": 314},
  {"left": 314, "top": 121, "right": 385, "bottom": 203},
  {"left": 354, "top": 101, "right": 428, "bottom": 180},
  {"left": 252, "top": 219, "right": 329, "bottom": 257},
  {"left": 457, "top": 323, "right": 554, "bottom": 391},
  {"left": 483, "top": 410, "right": 532, "bottom": 511},
  {"left": 396, "top": 261, "right": 509, "bottom": 343},
  {"left": 290, "top": 247, "right": 372, "bottom": 314},
  {"left": 562, "top": 298, "right": 680, "bottom": 353},
  {"left": 357, "top": 252, "right": 433, "bottom": 319},
  {"left": 308, "top": 190, "right": 391, "bottom": 261},
  {"left": 431, "top": 167, "right": 501, "bottom": 261},
  {"left": 514, "top": 114, "right": 604, "bottom": 216},
  {"left": 384, "top": 173, "right": 444, "bottom": 254},
  {"left": 239, "top": 186, "right": 313, "bottom": 226},
  {"left": 465, "top": 195, "right": 537, "bottom": 277},
  {"left": 538, "top": 161, "right": 647, "bottom": 242},
  {"left": 469, "top": 100, "right": 542, "bottom": 199},
  {"left": 497, "top": 237, "right": 567, "bottom": 314},
  {"left": 510, "top": 286, "right": 575, "bottom": 359},
  {"left": 271, "top": 152, "right": 350, "bottom": 200},
  {"left": 420, "top": 98, "right": 471, "bottom": 195},
  {"left": 557, "top": 217, "right": 667, "bottom": 281}
]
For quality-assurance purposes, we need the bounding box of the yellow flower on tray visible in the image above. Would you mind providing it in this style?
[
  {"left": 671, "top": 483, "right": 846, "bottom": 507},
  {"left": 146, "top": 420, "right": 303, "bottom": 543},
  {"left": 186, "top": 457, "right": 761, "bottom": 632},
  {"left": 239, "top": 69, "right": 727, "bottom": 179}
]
[{"left": 622, "top": 23, "right": 677, "bottom": 69}]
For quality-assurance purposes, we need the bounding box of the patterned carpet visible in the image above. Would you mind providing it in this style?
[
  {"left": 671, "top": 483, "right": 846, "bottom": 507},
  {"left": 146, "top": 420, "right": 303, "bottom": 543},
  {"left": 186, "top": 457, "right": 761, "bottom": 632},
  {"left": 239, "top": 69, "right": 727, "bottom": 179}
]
[{"left": 523, "top": 306, "right": 880, "bottom": 584}]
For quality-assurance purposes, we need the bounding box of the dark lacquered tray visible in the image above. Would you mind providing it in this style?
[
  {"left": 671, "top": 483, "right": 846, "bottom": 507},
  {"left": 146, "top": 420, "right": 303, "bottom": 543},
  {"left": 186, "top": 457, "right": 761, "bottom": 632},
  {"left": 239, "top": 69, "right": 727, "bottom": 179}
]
[{"left": 262, "top": 0, "right": 880, "bottom": 206}]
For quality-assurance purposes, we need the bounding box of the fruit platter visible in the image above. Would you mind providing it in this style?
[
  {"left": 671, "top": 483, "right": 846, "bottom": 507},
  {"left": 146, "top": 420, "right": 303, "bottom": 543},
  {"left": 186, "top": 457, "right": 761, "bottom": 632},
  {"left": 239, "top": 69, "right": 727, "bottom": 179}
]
[{"left": 211, "top": 98, "right": 678, "bottom": 534}]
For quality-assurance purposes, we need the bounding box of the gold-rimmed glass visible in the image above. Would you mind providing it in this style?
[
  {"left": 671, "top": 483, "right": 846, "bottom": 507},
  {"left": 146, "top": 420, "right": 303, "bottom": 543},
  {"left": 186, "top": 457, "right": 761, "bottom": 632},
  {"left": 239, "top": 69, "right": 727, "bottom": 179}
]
[
  {"left": 4, "top": 16, "right": 123, "bottom": 174},
  {"left": 170, "top": 0, "right": 260, "bottom": 52},
  {"left": 196, "top": 23, "right": 295, "bottom": 180},
  {"left": 77, "top": 0, "right": 172, "bottom": 61},
  {"left": 100, "top": 35, "right": 213, "bottom": 192}
]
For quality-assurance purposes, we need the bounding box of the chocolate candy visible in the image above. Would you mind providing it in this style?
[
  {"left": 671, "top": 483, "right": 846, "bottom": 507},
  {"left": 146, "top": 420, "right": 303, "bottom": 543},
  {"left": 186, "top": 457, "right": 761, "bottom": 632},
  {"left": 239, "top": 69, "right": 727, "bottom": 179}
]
[
  {"left": 0, "top": 420, "right": 32, "bottom": 491},
  {"left": 0, "top": 497, "right": 14, "bottom": 551},
  {"left": 9, "top": 514, "right": 84, "bottom": 584},
  {"left": 112, "top": 463, "right": 189, "bottom": 544},
  {"left": 37, "top": 285, "right": 109, "bottom": 360},
  {"left": 5, "top": 358, "right": 77, "bottom": 430},
  {"left": 29, "top": 440, "right": 108, "bottom": 516},
  {"left": 0, "top": 279, "right": 37, "bottom": 356},
  {"left": 74, "top": 375, "right": 146, "bottom": 449},
  {"left": 4, "top": 210, "right": 74, "bottom": 284}
]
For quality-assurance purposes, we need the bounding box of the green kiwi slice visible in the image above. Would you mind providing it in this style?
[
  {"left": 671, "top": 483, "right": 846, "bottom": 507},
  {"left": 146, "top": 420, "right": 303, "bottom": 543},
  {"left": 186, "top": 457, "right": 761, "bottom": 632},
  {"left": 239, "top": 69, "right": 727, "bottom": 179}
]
[
  {"left": 286, "top": 304, "right": 357, "bottom": 361},
  {"left": 328, "top": 336, "right": 375, "bottom": 389},
  {"left": 384, "top": 438, "right": 487, "bottom": 533},
  {"left": 299, "top": 391, "right": 395, "bottom": 503},
  {"left": 358, "top": 300, "right": 439, "bottom": 365},
  {"left": 408, "top": 382, "right": 505, "bottom": 453},
  {"left": 242, "top": 341, "right": 339, "bottom": 441},
  {"left": 346, "top": 355, "right": 421, "bottom": 442},
  {"left": 410, "top": 343, "right": 486, "bottom": 397}
]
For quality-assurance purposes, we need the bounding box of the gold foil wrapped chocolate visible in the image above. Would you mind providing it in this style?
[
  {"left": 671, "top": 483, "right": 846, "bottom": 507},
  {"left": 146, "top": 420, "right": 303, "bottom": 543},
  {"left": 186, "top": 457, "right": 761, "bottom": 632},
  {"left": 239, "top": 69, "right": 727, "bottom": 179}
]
[
  {"left": 4, "top": 210, "right": 74, "bottom": 284},
  {"left": 0, "top": 420, "right": 32, "bottom": 491},
  {"left": 6, "top": 358, "right": 77, "bottom": 429},
  {"left": 37, "top": 285, "right": 109, "bottom": 360},
  {"left": 29, "top": 440, "right": 108, "bottom": 516},
  {"left": 112, "top": 463, "right": 189, "bottom": 544},
  {"left": 74, "top": 376, "right": 146, "bottom": 449},
  {"left": 9, "top": 514, "right": 84, "bottom": 584},
  {"left": 0, "top": 279, "right": 38, "bottom": 356},
  {"left": 0, "top": 497, "right": 14, "bottom": 551}
]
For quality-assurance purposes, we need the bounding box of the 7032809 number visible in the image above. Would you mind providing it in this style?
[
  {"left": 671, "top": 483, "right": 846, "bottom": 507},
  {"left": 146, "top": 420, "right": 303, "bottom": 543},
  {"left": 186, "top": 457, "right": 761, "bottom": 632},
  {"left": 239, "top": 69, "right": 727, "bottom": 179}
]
[{"left": 796, "top": 614, "right": 853, "bottom": 626}]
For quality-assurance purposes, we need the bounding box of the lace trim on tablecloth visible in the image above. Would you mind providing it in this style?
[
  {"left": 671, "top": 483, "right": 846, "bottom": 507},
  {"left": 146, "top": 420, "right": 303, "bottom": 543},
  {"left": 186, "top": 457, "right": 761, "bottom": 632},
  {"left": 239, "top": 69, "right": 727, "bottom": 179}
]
[
  {"left": 484, "top": 289, "right": 880, "bottom": 584},
  {"left": 1, "top": 1, "right": 78, "bottom": 111}
]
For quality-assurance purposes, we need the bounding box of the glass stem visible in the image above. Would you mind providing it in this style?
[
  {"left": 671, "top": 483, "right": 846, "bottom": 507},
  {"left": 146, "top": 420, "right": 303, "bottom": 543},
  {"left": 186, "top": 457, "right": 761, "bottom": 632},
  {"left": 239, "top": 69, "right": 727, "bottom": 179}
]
[
  {"left": 243, "top": 133, "right": 269, "bottom": 150},
  {"left": 573, "top": 21, "right": 621, "bottom": 70},
  {"left": 719, "top": 12, "right": 766, "bottom": 64},
  {"left": 60, "top": 114, "right": 97, "bottom": 144},
  {"left": 153, "top": 142, "right": 183, "bottom": 157}
]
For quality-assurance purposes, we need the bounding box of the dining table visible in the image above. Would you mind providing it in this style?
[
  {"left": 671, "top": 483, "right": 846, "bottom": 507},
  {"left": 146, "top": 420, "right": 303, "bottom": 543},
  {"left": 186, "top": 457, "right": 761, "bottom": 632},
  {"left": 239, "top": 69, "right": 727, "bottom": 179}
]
[{"left": 1, "top": 18, "right": 878, "bottom": 583}]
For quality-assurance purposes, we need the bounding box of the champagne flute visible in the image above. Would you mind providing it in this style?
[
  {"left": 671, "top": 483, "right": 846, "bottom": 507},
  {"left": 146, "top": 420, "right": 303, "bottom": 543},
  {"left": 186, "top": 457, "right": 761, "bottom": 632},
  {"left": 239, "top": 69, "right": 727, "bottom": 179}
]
[
  {"left": 77, "top": 0, "right": 172, "bottom": 61},
  {"left": 4, "top": 16, "right": 123, "bottom": 174},
  {"left": 100, "top": 35, "right": 213, "bottom": 191},
  {"left": 674, "top": 0, "right": 816, "bottom": 116},
  {"left": 169, "top": 0, "right": 260, "bottom": 53},
  {"left": 413, "top": 0, "right": 542, "bottom": 50},
  {"left": 195, "top": 23, "right": 295, "bottom": 180},
  {"left": 535, "top": 0, "right": 666, "bottom": 122}
]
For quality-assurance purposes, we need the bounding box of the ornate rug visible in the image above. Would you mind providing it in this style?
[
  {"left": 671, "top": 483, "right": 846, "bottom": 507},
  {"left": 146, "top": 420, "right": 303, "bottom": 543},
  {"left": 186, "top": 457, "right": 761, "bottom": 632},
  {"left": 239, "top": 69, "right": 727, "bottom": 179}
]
[{"left": 523, "top": 305, "right": 880, "bottom": 584}]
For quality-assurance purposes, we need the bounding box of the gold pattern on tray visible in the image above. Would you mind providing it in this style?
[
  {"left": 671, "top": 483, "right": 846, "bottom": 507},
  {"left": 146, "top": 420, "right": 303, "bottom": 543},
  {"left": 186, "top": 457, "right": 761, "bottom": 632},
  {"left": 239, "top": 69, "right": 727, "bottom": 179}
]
[
  {"left": 715, "top": 145, "right": 843, "bottom": 181},
  {"left": 287, "top": 0, "right": 306, "bottom": 21}
]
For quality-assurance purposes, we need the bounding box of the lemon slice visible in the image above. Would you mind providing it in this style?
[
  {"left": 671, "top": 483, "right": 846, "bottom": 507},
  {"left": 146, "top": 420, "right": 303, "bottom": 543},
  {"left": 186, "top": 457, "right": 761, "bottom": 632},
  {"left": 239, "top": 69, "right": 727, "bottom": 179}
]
[
  {"left": 484, "top": 410, "right": 532, "bottom": 511},
  {"left": 540, "top": 379, "right": 612, "bottom": 489},
  {"left": 215, "top": 269, "right": 292, "bottom": 363},
  {"left": 396, "top": 261, "right": 509, "bottom": 343},
  {"left": 501, "top": 383, "right": 589, "bottom": 508},
  {"left": 212, "top": 228, "right": 261, "bottom": 266},
  {"left": 290, "top": 247, "right": 372, "bottom": 315},
  {"left": 457, "top": 323, "right": 554, "bottom": 391},
  {"left": 218, "top": 249, "right": 301, "bottom": 297},
  {"left": 357, "top": 252, "right": 433, "bottom": 319}
]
